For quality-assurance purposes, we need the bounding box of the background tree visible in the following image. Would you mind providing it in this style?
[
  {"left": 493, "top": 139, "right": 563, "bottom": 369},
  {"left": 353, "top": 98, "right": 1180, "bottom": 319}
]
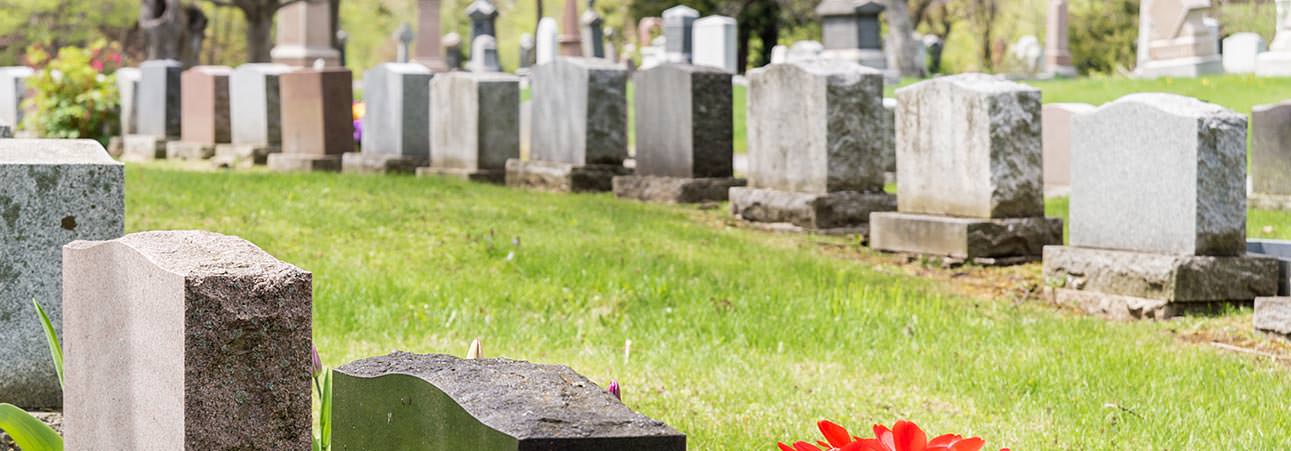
[{"left": 200, "top": 0, "right": 326, "bottom": 62}]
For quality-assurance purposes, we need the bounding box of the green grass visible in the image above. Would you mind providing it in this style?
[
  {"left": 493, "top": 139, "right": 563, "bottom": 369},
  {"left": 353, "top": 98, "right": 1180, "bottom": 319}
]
[{"left": 127, "top": 164, "right": 1291, "bottom": 450}]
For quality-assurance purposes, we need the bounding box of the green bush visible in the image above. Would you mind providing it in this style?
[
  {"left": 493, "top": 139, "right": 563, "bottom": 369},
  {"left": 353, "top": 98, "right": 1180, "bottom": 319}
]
[
  {"left": 21, "top": 41, "right": 121, "bottom": 145},
  {"left": 1069, "top": 0, "right": 1140, "bottom": 75}
]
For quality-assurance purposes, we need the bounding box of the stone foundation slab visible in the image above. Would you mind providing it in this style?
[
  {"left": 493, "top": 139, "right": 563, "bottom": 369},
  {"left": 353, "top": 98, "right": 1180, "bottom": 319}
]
[
  {"left": 164, "top": 141, "right": 217, "bottom": 160},
  {"left": 730, "top": 187, "right": 896, "bottom": 232},
  {"left": 341, "top": 152, "right": 428, "bottom": 174},
  {"left": 213, "top": 143, "right": 278, "bottom": 168},
  {"left": 415, "top": 167, "right": 506, "bottom": 184},
  {"left": 267, "top": 153, "right": 341, "bottom": 172},
  {"left": 505, "top": 159, "right": 630, "bottom": 192},
  {"left": 613, "top": 175, "right": 746, "bottom": 203},
  {"left": 122, "top": 135, "right": 168, "bottom": 161},
  {"left": 1043, "top": 245, "right": 1279, "bottom": 303},
  {"left": 869, "top": 212, "right": 1061, "bottom": 259}
]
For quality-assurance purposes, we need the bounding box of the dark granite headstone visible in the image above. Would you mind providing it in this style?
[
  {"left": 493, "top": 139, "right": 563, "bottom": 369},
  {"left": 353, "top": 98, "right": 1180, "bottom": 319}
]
[
  {"left": 632, "top": 63, "right": 732, "bottom": 178},
  {"left": 137, "top": 59, "right": 182, "bottom": 138}
]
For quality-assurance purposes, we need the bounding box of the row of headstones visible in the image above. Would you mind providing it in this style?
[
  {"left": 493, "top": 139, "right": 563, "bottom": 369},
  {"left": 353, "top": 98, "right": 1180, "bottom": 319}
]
[{"left": 0, "top": 140, "right": 686, "bottom": 448}]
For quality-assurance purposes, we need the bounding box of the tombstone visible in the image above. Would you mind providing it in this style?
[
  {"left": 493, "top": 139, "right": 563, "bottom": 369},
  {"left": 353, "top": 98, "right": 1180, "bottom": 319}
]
[
  {"left": 469, "top": 35, "right": 503, "bottom": 73},
  {"left": 444, "top": 33, "right": 465, "bottom": 70},
  {"left": 1008, "top": 35, "right": 1043, "bottom": 75},
  {"left": 63, "top": 231, "right": 311, "bottom": 449},
  {"left": 787, "top": 40, "right": 824, "bottom": 62},
  {"left": 519, "top": 33, "right": 536, "bottom": 69},
  {"left": 1043, "top": 93, "right": 1278, "bottom": 319},
  {"left": 332, "top": 352, "right": 685, "bottom": 450},
  {"left": 0, "top": 124, "right": 10, "bottom": 138},
  {"left": 0, "top": 67, "right": 32, "bottom": 131},
  {"left": 559, "top": 0, "right": 583, "bottom": 56},
  {"left": 640, "top": 37, "right": 667, "bottom": 70},
  {"left": 414, "top": 0, "right": 449, "bottom": 71},
  {"left": 770, "top": 45, "right": 789, "bottom": 64},
  {"left": 217, "top": 63, "right": 295, "bottom": 168},
  {"left": 395, "top": 23, "right": 415, "bottom": 63},
  {"left": 125, "top": 59, "right": 182, "bottom": 161},
  {"left": 1258, "top": 0, "right": 1291, "bottom": 75},
  {"left": 732, "top": 60, "right": 894, "bottom": 231},
  {"left": 536, "top": 18, "right": 560, "bottom": 65},
  {"left": 272, "top": 0, "right": 340, "bottom": 67},
  {"left": 508, "top": 58, "right": 628, "bottom": 192},
  {"left": 166, "top": 65, "right": 233, "bottom": 161},
  {"left": 692, "top": 16, "right": 738, "bottom": 73},
  {"left": 1251, "top": 239, "right": 1291, "bottom": 334},
  {"left": 1222, "top": 32, "right": 1266, "bottom": 74},
  {"left": 466, "top": 0, "right": 498, "bottom": 42},
  {"left": 0, "top": 139, "right": 123, "bottom": 410},
  {"left": 1251, "top": 101, "right": 1291, "bottom": 209},
  {"left": 662, "top": 5, "right": 699, "bottom": 63},
  {"left": 1045, "top": 0, "right": 1076, "bottom": 76},
  {"left": 870, "top": 74, "right": 1061, "bottom": 261},
  {"left": 268, "top": 68, "right": 354, "bottom": 172},
  {"left": 418, "top": 72, "right": 519, "bottom": 183},
  {"left": 115, "top": 67, "right": 141, "bottom": 135},
  {"left": 581, "top": 0, "right": 605, "bottom": 58},
  {"left": 815, "top": 0, "right": 886, "bottom": 69},
  {"left": 614, "top": 63, "right": 742, "bottom": 203},
  {"left": 1248, "top": 239, "right": 1291, "bottom": 296},
  {"left": 1135, "top": 0, "right": 1221, "bottom": 77},
  {"left": 342, "top": 63, "right": 432, "bottom": 174},
  {"left": 1041, "top": 103, "right": 1095, "bottom": 191}
]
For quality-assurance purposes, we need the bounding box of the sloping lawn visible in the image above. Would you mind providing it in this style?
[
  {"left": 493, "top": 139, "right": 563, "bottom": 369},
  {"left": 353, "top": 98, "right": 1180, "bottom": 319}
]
[{"left": 126, "top": 164, "right": 1291, "bottom": 450}]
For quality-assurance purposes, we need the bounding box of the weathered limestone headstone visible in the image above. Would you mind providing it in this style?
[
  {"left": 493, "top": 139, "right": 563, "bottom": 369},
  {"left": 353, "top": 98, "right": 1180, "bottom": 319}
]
[
  {"left": 559, "top": 0, "right": 583, "bottom": 56},
  {"left": 115, "top": 68, "right": 141, "bottom": 135},
  {"left": 1041, "top": 103, "right": 1095, "bottom": 191},
  {"left": 444, "top": 33, "right": 465, "bottom": 70},
  {"left": 508, "top": 58, "right": 628, "bottom": 192},
  {"left": 342, "top": 63, "right": 432, "bottom": 174},
  {"left": 692, "top": 16, "right": 738, "bottom": 73},
  {"left": 662, "top": 5, "right": 699, "bottom": 63},
  {"left": 870, "top": 74, "right": 1061, "bottom": 261},
  {"left": 217, "top": 63, "right": 295, "bottom": 168},
  {"left": 332, "top": 352, "right": 686, "bottom": 450},
  {"left": 1044, "top": 0, "right": 1076, "bottom": 76},
  {"left": 787, "top": 40, "right": 825, "bottom": 63},
  {"left": 268, "top": 68, "right": 354, "bottom": 172},
  {"left": 1222, "top": 32, "right": 1266, "bottom": 74},
  {"left": 1135, "top": 0, "right": 1221, "bottom": 77},
  {"left": 1250, "top": 101, "right": 1291, "bottom": 209},
  {"left": 414, "top": 0, "right": 449, "bottom": 71},
  {"left": 167, "top": 65, "right": 233, "bottom": 160},
  {"left": 536, "top": 18, "right": 560, "bottom": 65},
  {"left": 581, "top": 0, "right": 605, "bottom": 58},
  {"left": 466, "top": 0, "right": 498, "bottom": 42},
  {"left": 126, "top": 59, "right": 181, "bottom": 161},
  {"left": 469, "top": 35, "right": 503, "bottom": 73},
  {"left": 272, "top": 0, "right": 340, "bottom": 67},
  {"left": 1044, "top": 93, "right": 1278, "bottom": 319},
  {"left": 615, "top": 63, "right": 743, "bottom": 203},
  {"left": 0, "top": 139, "right": 123, "bottom": 409},
  {"left": 816, "top": 0, "right": 886, "bottom": 69},
  {"left": 1258, "top": 0, "right": 1291, "bottom": 75},
  {"left": 0, "top": 67, "right": 32, "bottom": 131},
  {"left": 732, "top": 60, "right": 895, "bottom": 231},
  {"left": 63, "top": 231, "right": 311, "bottom": 449},
  {"left": 418, "top": 72, "right": 519, "bottom": 183}
]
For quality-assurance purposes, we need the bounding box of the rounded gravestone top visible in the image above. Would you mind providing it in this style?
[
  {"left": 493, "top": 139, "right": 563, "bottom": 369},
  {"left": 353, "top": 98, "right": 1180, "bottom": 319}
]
[
  {"left": 662, "top": 4, "right": 699, "bottom": 18},
  {"left": 897, "top": 72, "right": 1039, "bottom": 96},
  {"left": 1102, "top": 92, "right": 1239, "bottom": 119},
  {"left": 0, "top": 139, "right": 119, "bottom": 165},
  {"left": 65, "top": 230, "right": 308, "bottom": 279}
]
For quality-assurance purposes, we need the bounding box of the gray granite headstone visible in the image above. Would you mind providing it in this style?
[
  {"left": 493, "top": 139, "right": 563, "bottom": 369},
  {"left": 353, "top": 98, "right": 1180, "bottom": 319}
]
[
  {"left": 817, "top": 0, "right": 885, "bottom": 51},
  {"left": 137, "top": 59, "right": 182, "bottom": 138},
  {"left": 0, "top": 67, "right": 33, "bottom": 131},
  {"left": 0, "top": 140, "right": 123, "bottom": 409},
  {"left": 1253, "top": 101, "right": 1291, "bottom": 198},
  {"left": 466, "top": 0, "right": 498, "bottom": 42},
  {"left": 1070, "top": 93, "right": 1246, "bottom": 256},
  {"left": 333, "top": 351, "right": 686, "bottom": 450},
  {"left": 444, "top": 33, "right": 465, "bottom": 70},
  {"left": 469, "top": 35, "right": 503, "bottom": 73},
  {"left": 582, "top": 1, "right": 606, "bottom": 58},
  {"left": 361, "top": 63, "right": 433, "bottom": 158},
  {"left": 115, "top": 68, "right": 141, "bottom": 135},
  {"left": 530, "top": 57, "right": 628, "bottom": 165},
  {"left": 633, "top": 63, "right": 732, "bottom": 178},
  {"left": 662, "top": 5, "right": 699, "bottom": 63},
  {"left": 428, "top": 72, "right": 520, "bottom": 173},
  {"left": 231, "top": 63, "right": 295, "bottom": 147}
]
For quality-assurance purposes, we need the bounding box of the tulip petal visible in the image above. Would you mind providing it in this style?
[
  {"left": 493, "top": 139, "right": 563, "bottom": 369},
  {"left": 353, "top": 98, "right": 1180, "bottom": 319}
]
[
  {"left": 779, "top": 442, "right": 796, "bottom": 451},
  {"left": 819, "top": 420, "right": 854, "bottom": 448},
  {"left": 892, "top": 420, "right": 927, "bottom": 451},
  {"left": 951, "top": 437, "right": 985, "bottom": 451},
  {"left": 792, "top": 441, "right": 824, "bottom": 451},
  {"left": 873, "top": 424, "right": 895, "bottom": 450}
]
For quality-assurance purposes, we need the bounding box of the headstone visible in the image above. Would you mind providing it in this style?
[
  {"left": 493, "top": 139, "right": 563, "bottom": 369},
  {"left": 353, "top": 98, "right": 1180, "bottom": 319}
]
[
  {"left": 63, "top": 231, "right": 311, "bottom": 449},
  {"left": 272, "top": 0, "right": 341, "bottom": 67},
  {"left": 414, "top": 0, "right": 449, "bottom": 71},
  {"left": 731, "top": 60, "right": 895, "bottom": 231},
  {"left": 0, "top": 139, "right": 123, "bottom": 409},
  {"left": 870, "top": 74, "right": 1061, "bottom": 261},
  {"left": 1135, "top": 0, "right": 1221, "bottom": 77},
  {"left": 787, "top": 40, "right": 824, "bottom": 62},
  {"left": 219, "top": 63, "right": 295, "bottom": 168},
  {"left": 168, "top": 65, "right": 233, "bottom": 161},
  {"left": 615, "top": 63, "right": 743, "bottom": 203},
  {"left": 1044, "top": 93, "right": 1277, "bottom": 319},
  {"left": 332, "top": 352, "right": 686, "bottom": 450},
  {"left": 444, "top": 33, "right": 465, "bottom": 70},
  {"left": 125, "top": 59, "right": 181, "bottom": 161},
  {"left": 519, "top": 33, "right": 536, "bottom": 69},
  {"left": 1248, "top": 239, "right": 1291, "bottom": 296},
  {"left": 692, "top": 16, "right": 738, "bottom": 73},
  {"left": 418, "top": 71, "right": 519, "bottom": 183},
  {"left": 559, "top": 0, "right": 583, "bottom": 56},
  {"left": 1222, "top": 32, "right": 1266, "bottom": 74},
  {"left": 536, "top": 18, "right": 560, "bottom": 65},
  {"left": 0, "top": 67, "right": 33, "bottom": 131},
  {"left": 662, "top": 5, "right": 699, "bottom": 63},
  {"left": 115, "top": 67, "right": 141, "bottom": 135},
  {"left": 640, "top": 37, "right": 666, "bottom": 70},
  {"left": 508, "top": 58, "right": 629, "bottom": 192},
  {"left": 581, "top": 0, "right": 605, "bottom": 58},
  {"left": 1258, "top": 0, "right": 1291, "bottom": 75},
  {"left": 343, "top": 63, "right": 432, "bottom": 174},
  {"left": 396, "top": 23, "right": 415, "bottom": 63},
  {"left": 770, "top": 45, "right": 789, "bottom": 64},
  {"left": 1045, "top": 0, "right": 1076, "bottom": 76},
  {"left": 816, "top": 0, "right": 886, "bottom": 68},
  {"left": 1008, "top": 35, "right": 1043, "bottom": 75},
  {"left": 1041, "top": 103, "right": 1095, "bottom": 191},
  {"left": 0, "top": 124, "right": 11, "bottom": 138},
  {"left": 466, "top": 0, "right": 498, "bottom": 42},
  {"left": 1253, "top": 102, "right": 1291, "bottom": 209},
  {"left": 268, "top": 68, "right": 354, "bottom": 172},
  {"left": 469, "top": 35, "right": 503, "bottom": 72}
]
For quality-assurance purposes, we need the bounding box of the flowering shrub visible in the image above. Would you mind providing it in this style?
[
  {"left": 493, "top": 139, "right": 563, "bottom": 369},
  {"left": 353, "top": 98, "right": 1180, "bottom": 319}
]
[
  {"left": 22, "top": 40, "right": 123, "bottom": 145},
  {"left": 352, "top": 101, "right": 365, "bottom": 145},
  {"left": 777, "top": 420, "right": 1006, "bottom": 451}
]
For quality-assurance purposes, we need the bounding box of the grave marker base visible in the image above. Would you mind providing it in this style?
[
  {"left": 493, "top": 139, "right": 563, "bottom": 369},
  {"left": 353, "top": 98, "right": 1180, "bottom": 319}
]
[
  {"left": 870, "top": 212, "right": 1061, "bottom": 260},
  {"left": 1250, "top": 193, "right": 1291, "bottom": 211},
  {"left": 341, "top": 152, "right": 429, "bottom": 174},
  {"left": 1049, "top": 287, "right": 1248, "bottom": 320},
  {"left": 1256, "top": 52, "right": 1291, "bottom": 76},
  {"left": 1136, "top": 55, "right": 1222, "bottom": 78},
  {"left": 505, "top": 159, "right": 630, "bottom": 192},
  {"left": 122, "top": 135, "right": 169, "bottom": 161},
  {"left": 267, "top": 153, "right": 342, "bottom": 172},
  {"left": 613, "top": 175, "right": 746, "bottom": 203},
  {"left": 1255, "top": 297, "right": 1291, "bottom": 335},
  {"left": 415, "top": 166, "right": 506, "bottom": 184},
  {"left": 730, "top": 187, "right": 895, "bottom": 233},
  {"left": 165, "top": 141, "right": 217, "bottom": 160},
  {"left": 213, "top": 143, "right": 279, "bottom": 168}
]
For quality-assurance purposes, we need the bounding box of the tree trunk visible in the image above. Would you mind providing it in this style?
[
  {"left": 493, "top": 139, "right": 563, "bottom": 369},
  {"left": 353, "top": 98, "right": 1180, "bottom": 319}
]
[
  {"left": 244, "top": 7, "right": 275, "bottom": 62},
  {"left": 140, "top": 0, "right": 184, "bottom": 60},
  {"left": 883, "top": 0, "right": 923, "bottom": 77}
]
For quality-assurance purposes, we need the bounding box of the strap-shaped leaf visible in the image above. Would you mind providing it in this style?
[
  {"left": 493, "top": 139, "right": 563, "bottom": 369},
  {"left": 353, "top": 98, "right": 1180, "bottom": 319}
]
[
  {"left": 0, "top": 403, "right": 63, "bottom": 451},
  {"left": 32, "top": 300, "right": 63, "bottom": 389}
]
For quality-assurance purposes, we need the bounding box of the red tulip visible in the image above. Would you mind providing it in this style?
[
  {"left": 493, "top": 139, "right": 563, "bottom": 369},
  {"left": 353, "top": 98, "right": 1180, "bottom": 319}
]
[{"left": 777, "top": 420, "right": 1004, "bottom": 451}]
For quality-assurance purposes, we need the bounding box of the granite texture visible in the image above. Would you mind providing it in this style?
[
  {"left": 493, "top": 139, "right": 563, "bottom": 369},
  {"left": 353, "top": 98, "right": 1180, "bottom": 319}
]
[
  {"left": 231, "top": 64, "right": 294, "bottom": 147},
  {"left": 747, "top": 60, "right": 886, "bottom": 194},
  {"left": 0, "top": 140, "right": 123, "bottom": 410},
  {"left": 1070, "top": 93, "right": 1247, "bottom": 256},
  {"left": 137, "top": 59, "right": 182, "bottom": 138},
  {"left": 1253, "top": 101, "right": 1291, "bottom": 197},
  {"left": 1248, "top": 238, "right": 1291, "bottom": 296},
  {"left": 63, "top": 231, "right": 312, "bottom": 450},
  {"left": 332, "top": 351, "right": 685, "bottom": 451},
  {"left": 612, "top": 175, "right": 745, "bottom": 203},
  {"left": 1042, "top": 245, "right": 1278, "bottom": 303},
  {"left": 730, "top": 186, "right": 896, "bottom": 231},
  {"left": 361, "top": 63, "right": 433, "bottom": 158},
  {"left": 634, "top": 63, "right": 733, "bottom": 179},
  {"left": 429, "top": 72, "right": 520, "bottom": 173},
  {"left": 1255, "top": 297, "right": 1291, "bottom": 335},
  {"left": 869, "top": 212, "right": 1061, "bottom": 259},
  {"left": 1041, "top": 103, "right": 1094, "bottom": 188},
  {"left": 1049, "top": 288, "right": 1244, "bottom": 320},
  {"left": 895, "top": 73, "right": 1044, "bottom": 219},
  {"left": 280, "top": 68, "right": 354, "bottom": 157},
  {"left": 121, "top": 135, "right": 167, "bottom": 161},
  {"left": 530, "top": 58, "right": 628, "bottom": 166},
  {"left": 180, "top": 66, "right": 233, "bottom": 145},
  {"left": 505, "top": 158, "right": 629, "bottom": 192}
]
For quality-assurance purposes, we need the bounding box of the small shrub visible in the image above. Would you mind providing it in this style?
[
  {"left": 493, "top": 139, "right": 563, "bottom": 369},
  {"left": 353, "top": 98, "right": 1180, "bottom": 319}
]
[
  {"left": 21, "top": 40, "right": 123, "bottom": 145},
  {"left": 1069, "top": 0, "right": 1140, "bottom": 76}
]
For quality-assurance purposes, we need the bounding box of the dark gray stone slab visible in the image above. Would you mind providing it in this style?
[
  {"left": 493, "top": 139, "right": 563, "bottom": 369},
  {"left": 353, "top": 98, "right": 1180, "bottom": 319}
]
[
  {"left": 137, "top": 59, "right": 182, "bottom": 138},
  {"left": 613, "top": 175, "right": 745, "bottom": 203},
  {"left": 0, "top": 140, "right": 123, "bottom": 410},
  {"left": 231, "top": 64, "right": 294, "bottom": 147},
  {"left": 730, "top": 186, "right": 895, "bottom": 231},
  {"left": 429, "top": 72, "right": 520, "bottom": 174},
  {"left": 869, "top": 211, "right": 1060, "bottom": 259},
  {"left": 505, "top": 158, "right": 629, "bottom": 192},
  {"left": 1255, "top": 297, "right": 1291, "bottom": 335},
  {"left": 662, "top": 5, "right": 699, "bottom": 62},
  {"left": 333, "top": 351, "right": 685, "bottom": 451},
  {"left": 633, "top": 63, "right": 733, "bottom": 178},
  {"left": 530, "top": 58, "right": 628, "bottom": 166},
  {"left": 1043, "top": 245, "right": 1278, "bottom": 303},
  {"left": 361, "top": 63, "right": 433, "bottom": 158},
  {"left": 1247, "top": 239, "right": 1291, "bottom": 296}
]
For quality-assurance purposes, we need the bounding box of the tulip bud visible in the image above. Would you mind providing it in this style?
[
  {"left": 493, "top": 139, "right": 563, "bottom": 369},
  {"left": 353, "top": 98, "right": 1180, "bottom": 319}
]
[
  {"left": 310, "top": 345, "right": 323, "bottom": 378},
  {"left": 467, "top": 337, "right": 482, "bottom": 359},
  {"left": 607, "top": 380, "right": 621, "bottom": 401}
]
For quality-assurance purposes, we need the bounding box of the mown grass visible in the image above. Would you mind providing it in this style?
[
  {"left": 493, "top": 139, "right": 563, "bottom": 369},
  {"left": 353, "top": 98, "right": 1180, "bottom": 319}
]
[{"left": 126, "top": 163, "right": 1291, "bottom": 450}]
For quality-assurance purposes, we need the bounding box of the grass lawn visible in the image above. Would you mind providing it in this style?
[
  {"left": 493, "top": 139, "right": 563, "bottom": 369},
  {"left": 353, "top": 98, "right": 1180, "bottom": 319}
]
[{"left": 127, "top": 163, "right": 1291, "bottom": 450}]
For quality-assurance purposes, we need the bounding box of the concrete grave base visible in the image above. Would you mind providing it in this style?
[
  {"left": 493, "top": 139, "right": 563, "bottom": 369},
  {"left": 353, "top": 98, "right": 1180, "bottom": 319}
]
[
  {"left": 505, "top": 159, "right": 630, "bottom": 192},
  {"left": 730, "top": 187, "right": 896, "bottom": 233},
  {"left": 1256, "top": 51, "right": 1291, "bottom": 77},
  {"left": 122, "top": 135, "right": 169, "bottom": 161},
  {"left": 341, "top": 152, "right": 428, "bottom": 174},
  {"left": 415, "top": 167, "right": 506, "bottom": 184},
  {"left": 1250, "top": 193, "right": 1291, "bottom": 211},
  {"left": 1136, "top": 55, "right": 1223, "bottom": 78},
  {"left": 106, "top": 136, "right": 123, "bottom": 157},
  {"left": 613, "top": 175, "right": 746, "bottom": 203},
  {"left": 1255, "top": 297, "right": 1291, "bottom": 336},
  {"left": 869, "top": 212, "right": 1062, "bottom": 260},
  {"left": 1048, "top": 287, "right": 1247, "bottom": 320},
  {"left": 267, "top": 153, "right": 342, "bottom": 172},
  {"left": 165, "top": 141, "right": 217, "bottom": 160},
  {"left": 213, "top": 143, "right": 278, "bottom": 169}
]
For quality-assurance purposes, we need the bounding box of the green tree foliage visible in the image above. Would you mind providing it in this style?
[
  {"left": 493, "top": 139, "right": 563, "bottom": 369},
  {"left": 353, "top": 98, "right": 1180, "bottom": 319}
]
[
  {"left": 1069, "top": 0, "right": 1139, "bottom": 75},
  {"left": 0, "top": 0, "right": 137, "bottom": 66}
]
